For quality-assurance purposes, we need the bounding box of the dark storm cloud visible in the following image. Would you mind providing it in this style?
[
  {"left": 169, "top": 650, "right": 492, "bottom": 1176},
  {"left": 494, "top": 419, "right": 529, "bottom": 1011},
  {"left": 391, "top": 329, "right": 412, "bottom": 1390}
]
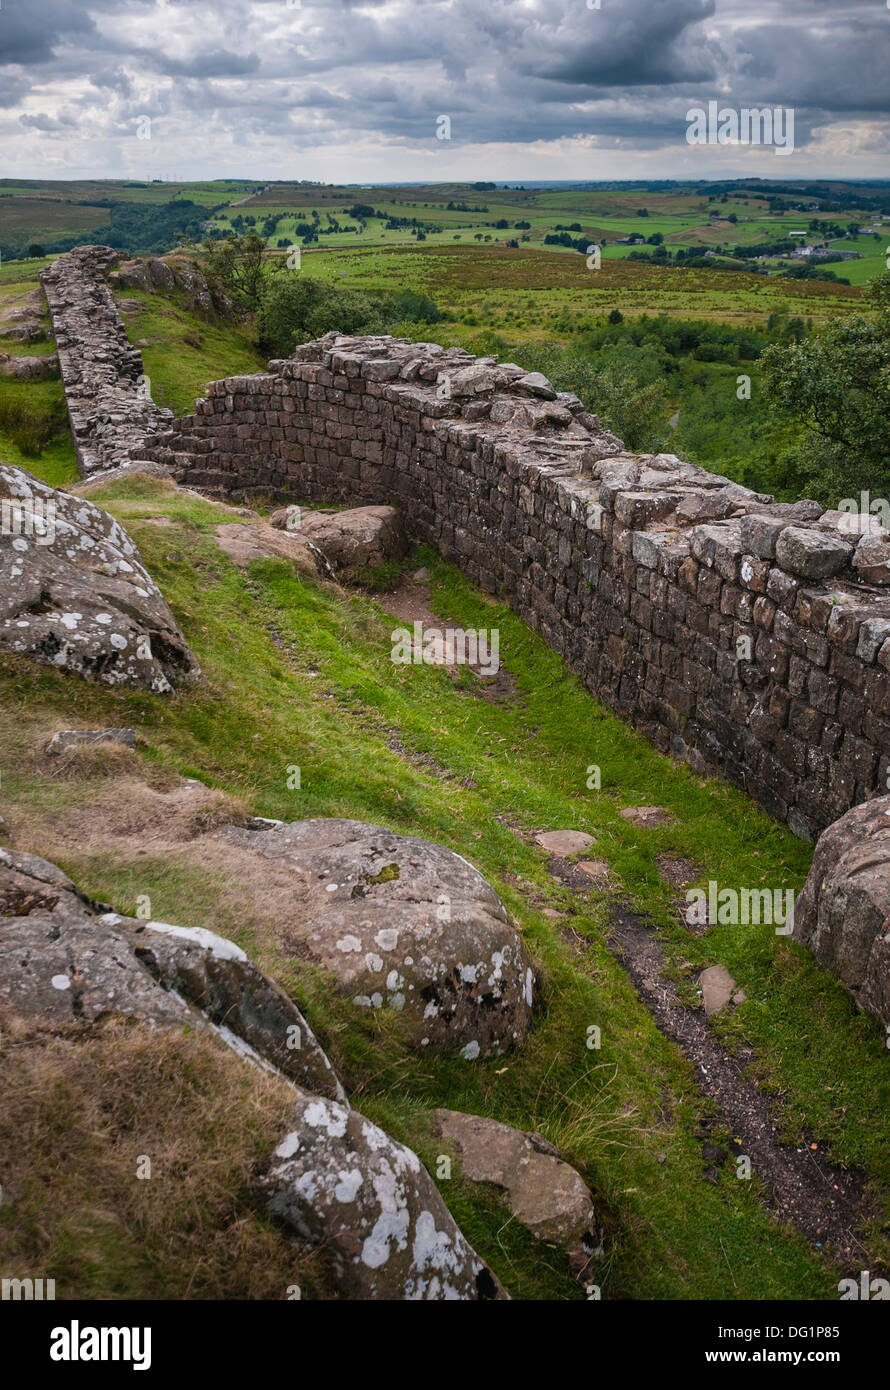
[
  {"left": 152, "top": 49, "right": 262, "bottom": 79},
  {"left": 521, "top": 0, "right": 722, "bottom": 88},
  {"left": 0, "top": 0, "right": 887, "bottom": 171},
  {"left": 0, "top": 0, "right": 98, "bottom": 65}
]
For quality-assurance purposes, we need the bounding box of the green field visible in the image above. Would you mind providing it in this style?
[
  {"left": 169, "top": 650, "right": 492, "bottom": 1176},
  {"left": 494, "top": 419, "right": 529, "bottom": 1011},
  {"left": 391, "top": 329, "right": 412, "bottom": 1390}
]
[
  {"left": 1, "top": 180, "right": 886, "bottom": 307},
  {"left": 299, "top": 242, "right": 862, "bottom": 331}
]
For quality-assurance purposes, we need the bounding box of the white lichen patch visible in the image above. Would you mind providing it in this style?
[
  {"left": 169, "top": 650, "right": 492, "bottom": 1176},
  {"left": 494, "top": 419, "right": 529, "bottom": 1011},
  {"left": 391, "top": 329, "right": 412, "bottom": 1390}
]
[{"left": 145, "top": 920, "right": 247, "bottom": 961}]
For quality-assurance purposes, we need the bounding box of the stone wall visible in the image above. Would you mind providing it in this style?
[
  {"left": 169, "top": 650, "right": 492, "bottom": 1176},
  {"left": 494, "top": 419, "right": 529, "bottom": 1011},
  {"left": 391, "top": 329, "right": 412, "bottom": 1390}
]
[
  {"left": 40, "top": 245, "right": 172, "bottom": 476},
  {"left": 134, "top": 333, "right": 890, "bottom": 840},
  {"left": 42, "top": 248, "right": 890, "bottom": 839}
]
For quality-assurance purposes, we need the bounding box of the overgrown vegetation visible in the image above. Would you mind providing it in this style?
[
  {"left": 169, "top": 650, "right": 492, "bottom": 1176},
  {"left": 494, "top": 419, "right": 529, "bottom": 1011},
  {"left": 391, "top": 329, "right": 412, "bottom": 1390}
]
[
  {"left": 0, "top": 384, "right": 68, "bottom": 457},
  {"left": 761, "top": 271, "right": 890, "bottom": 501}
]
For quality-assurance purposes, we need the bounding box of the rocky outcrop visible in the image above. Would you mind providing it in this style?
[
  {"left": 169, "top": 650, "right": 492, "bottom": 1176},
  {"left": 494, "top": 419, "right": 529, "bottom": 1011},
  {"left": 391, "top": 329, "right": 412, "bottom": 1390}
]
[
  {"left": 0, "top": 463, "right": 198, "bottom": 692},
  {"left": 0, "top": 845, "right": 506, "bottom": 1300},
  {"left": 213, "top": 520, "right": 320, "bottom": 576},
  {"left": 109, "top": 255, "right": 222, "bottom": 318},
  {"left": 0, "top": 289, "right": 48, "bottom": 342},
  {"left": 215, "top": 817, "right": 535, "bottom": 1055},
  {"left": 263, "top": 1095, "right": 505, "bottom": 1299},
  {"left": 0, "top": 352, "right": 58, "bottom": 380},
  {"left": 0, "top": 846, "right": 343, "bottom": 1099},
  {"left": 269, "top": 504, "right": 409, "bottom": 575},
  {"left": 40, "top": 245, "right": 172, "bottom": 476},
  {"left": 432, "top": 1109, "right": 602, "bottom": 1270},
  {"left": 794, "top": 795, "right": 890, "bottom": 1027}
]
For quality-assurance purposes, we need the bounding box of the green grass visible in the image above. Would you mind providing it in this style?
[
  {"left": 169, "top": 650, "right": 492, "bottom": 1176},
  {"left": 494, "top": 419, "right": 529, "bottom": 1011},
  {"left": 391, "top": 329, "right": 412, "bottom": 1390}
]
[
  {"left": 2, "top": 474, "right": 888, "bottom": 1300},
  {"left": 0, "top": 269, "right": 78, "bottom": 486},
  {"left": 302, "top": 244, "right": 862, "bottom": 335},
  {"left": 115, "top": 287, "right": 267, "bottom": 413}
]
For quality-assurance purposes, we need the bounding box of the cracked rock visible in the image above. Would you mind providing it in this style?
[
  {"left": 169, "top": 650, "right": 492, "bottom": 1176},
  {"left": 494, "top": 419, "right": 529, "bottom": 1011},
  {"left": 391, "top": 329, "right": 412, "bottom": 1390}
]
[{"left": 0, "top": 845, "right": 343, "bottom": 1100}]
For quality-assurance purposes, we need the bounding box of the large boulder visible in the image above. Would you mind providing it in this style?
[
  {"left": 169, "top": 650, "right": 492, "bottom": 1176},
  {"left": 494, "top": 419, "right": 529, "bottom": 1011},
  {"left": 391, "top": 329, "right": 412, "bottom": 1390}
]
[
  {"left": 215, "top": 818, "right": 535, "bottom": 1055},
  {"left": 0, "top": 352, "right": 58, "bottom": 380},
  {"left": 262, "top": 1095, "right": 506, "bottom": 1299},
  {"left": 794, "top": 795, "right": 890, "bottom": 1026},
  {"left": 0, "top": 463, "right": 198, "bottom": 692},
  {"left": 431, "top": 1109, "right": 602, "bottom": 1268},
  {"left": 269, "top": 505, "right": 409, "bottom": 575},
  {"left": 214, "top": 520, "right": 320, "bottom": 576},
  {"left": 0, "top": 846, "right": 343, "bottom": 1100}
]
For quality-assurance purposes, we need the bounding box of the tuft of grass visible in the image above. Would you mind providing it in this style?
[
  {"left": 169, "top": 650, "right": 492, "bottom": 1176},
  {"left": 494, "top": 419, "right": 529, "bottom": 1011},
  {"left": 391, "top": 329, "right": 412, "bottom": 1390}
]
[
  {"left": 0, "top": 1011, "right": 332, "bottom": 1300},
  {"left": 0, "top": 384, "right": 68, "bottom": 457}
]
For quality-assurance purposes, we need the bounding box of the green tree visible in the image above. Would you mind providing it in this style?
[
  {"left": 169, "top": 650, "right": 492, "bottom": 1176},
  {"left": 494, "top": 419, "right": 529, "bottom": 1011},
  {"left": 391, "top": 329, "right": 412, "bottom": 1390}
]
[
  {"left": 257, "top": 274, "right": 388, "bottom": 356},
  {"left": 198, "top": 233, "right": 267, "bottom": 312},
  {"left": 761, "top": 272, "right": 890, "bottom": 498}
]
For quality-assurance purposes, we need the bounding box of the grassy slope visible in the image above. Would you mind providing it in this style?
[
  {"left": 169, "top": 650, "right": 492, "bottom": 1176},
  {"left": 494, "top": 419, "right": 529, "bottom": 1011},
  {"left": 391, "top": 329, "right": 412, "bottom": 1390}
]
[
  {"left": 0, "top": 261, "right": 77, "bottom": 488},
  {"left": 117, "top": 286, "right": 266, "bottom": 414},
  {"left": 1, "top": 472, "right": 888, "bottom": 1300}
]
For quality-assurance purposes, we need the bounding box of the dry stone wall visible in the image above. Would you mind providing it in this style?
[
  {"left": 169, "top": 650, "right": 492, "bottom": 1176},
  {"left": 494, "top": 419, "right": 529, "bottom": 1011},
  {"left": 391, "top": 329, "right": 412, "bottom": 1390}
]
[
  {"left": 136, "top": 333, "right": 890, "bottom": 840},
  {"left": 40, "top": 245, "right": 172, "bottom": 476},
  {"left": 42, "top": 248, "right": 890, "bottom": 839}
]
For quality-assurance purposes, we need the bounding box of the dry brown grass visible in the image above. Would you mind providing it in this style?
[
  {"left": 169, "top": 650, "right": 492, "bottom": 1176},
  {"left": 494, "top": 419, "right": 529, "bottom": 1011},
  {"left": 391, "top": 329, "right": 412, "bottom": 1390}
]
[
  {"left": 0, "top": 1008, "right": 332, "bottom": 1299},
  {"left": 40, "top": 740, "right": 144, "bottom": 782}
]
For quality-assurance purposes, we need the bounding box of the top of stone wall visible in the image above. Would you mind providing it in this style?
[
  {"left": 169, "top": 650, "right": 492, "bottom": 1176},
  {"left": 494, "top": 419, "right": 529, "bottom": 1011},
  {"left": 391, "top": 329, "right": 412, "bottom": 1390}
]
[{"left": 262, "top": 331, "right": 890, "bottom": 614}]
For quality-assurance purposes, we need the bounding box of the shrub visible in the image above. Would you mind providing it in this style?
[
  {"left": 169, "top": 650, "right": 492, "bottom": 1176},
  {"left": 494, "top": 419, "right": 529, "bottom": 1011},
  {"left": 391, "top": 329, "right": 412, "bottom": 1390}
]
[
  {"left": 257, "top": 275, "right": 389, "bottom": 356},
  {"left": 0, "top": 391, "right": 67, "bottom": 456}
]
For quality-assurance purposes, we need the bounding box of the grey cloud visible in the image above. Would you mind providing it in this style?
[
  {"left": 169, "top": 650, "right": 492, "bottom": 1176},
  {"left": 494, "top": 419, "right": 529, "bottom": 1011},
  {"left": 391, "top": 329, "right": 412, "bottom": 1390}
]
[{"left": 0, "top": 0, "right": 887, "bottom": 171}]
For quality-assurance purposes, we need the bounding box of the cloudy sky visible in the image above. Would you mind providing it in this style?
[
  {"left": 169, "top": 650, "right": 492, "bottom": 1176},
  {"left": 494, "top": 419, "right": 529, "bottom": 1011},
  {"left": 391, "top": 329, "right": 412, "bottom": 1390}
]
[{"left": 1, "top": 0, "right": 888, "bottom": 183}]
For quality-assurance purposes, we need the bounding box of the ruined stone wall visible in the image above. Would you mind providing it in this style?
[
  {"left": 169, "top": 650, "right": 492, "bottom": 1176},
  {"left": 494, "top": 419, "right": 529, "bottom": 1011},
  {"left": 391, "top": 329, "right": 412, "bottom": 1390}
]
[
  {"left": 43, "top": 248, "right": 890, "bottom": 839},
  {"left": 134, "top": 333, "right": 890, "bottom": 841},
  {"left": 40, "top": 246, "right": 173, "bottom": 476}
]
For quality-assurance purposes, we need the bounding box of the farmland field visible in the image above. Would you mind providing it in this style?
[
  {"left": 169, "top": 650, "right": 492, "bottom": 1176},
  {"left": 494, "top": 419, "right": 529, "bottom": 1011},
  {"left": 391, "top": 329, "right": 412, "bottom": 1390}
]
[{"left": 299, "top": 242, "right": 863, "bottom": 332}]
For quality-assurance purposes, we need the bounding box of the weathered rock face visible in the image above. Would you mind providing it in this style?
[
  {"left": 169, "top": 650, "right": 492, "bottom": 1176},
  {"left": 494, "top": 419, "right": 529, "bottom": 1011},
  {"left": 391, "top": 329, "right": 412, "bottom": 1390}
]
[
  {"left": 40, "top": 245, "right": 172, "bottom": 476},
  {"left": 270, "top": 504, "right": 409, "bottom": 574},
  {"left": 0, "top": 289, "right": 47, "bottom": 342},
  {"left": 431, "top": 1109, "right": 601, "bottom": 1261},
  {"left": 262, "top": 1095, "right": 506, "bottom": 1299},
  {"left": 0, "top": 846, "right": 506, "bottom": 1300},
  {"left": 0, "top": 845, "right": 344, "bottom": 1100},
  {"left": 775, "top": 526, "right": 853, "bottom": 581},
  {"left": 109, "top": 255, "right": 222, "bottom": 317},
  {"left": 0, "top": 351, "right": 58, "bottom": 380},
  {"left": 213, "top": 520, "right": 320, "bottom": 576},
  {"left": 215, "top": 818, "right": 535, "bottom": 1056},
  {"left": 794, "top": 795, "right": 890, "bottom": 1027},
  {"left": 0, "top": 463, "right": 198, "bottom": 692}
]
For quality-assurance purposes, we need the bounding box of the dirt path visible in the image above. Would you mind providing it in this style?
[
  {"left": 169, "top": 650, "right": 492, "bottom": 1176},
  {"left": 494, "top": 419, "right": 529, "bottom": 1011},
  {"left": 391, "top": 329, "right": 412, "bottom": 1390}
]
[
  {"left": 373, "top": 568, "right": 520, "bottom": 705},
  {"left": 544, "top": 854, "right": 868, "bottom": 1268}
]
